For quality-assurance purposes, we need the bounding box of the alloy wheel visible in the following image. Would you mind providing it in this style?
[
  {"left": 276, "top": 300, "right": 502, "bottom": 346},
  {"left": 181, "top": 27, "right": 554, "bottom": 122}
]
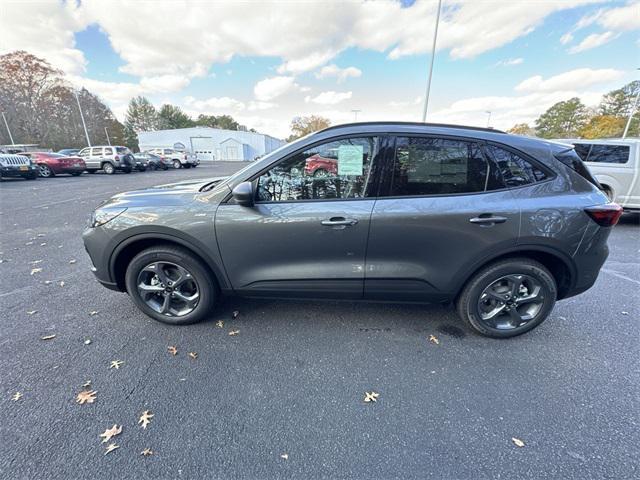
[
  {"left": 136, "top": 261, "right": 200, "bottom": 317},
  {"left": 476, "top": 274, "right": 545, "bottom": 330},
  {"left": 39, "top": 165, "right": 52, "bottom": 177},
  {"left": 173, "top": 160, "right": 181, "bottom": 169}
]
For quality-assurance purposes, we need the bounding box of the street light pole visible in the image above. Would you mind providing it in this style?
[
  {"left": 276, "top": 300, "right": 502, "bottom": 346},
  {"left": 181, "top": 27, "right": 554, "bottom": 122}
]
[
  {"left": 622, "top": 88, "right": 639, "bottom": 139},
  {"left": 351, "top": 109, "right": 361, "bottom": 122},
  {"left": 1, "top": 112, "right": 15, "bottom": 145},
  {"left": 421, "top": 0, "right": 443, "bottom": 122},
  {"left": 74, "top": 90, "right": 91, "bottom": 147},
  {"left": 486, "top": 110, "right": 492, "bottom": 128},
  {"left": 104, "top": 127, "right": 111, "bottom": 146}
]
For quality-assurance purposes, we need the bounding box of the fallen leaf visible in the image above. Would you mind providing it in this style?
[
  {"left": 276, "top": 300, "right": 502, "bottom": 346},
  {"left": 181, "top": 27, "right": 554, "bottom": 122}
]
[
  {"left": 280, "top": 453, "right": 289, "bottom": 460},
  {"left": 621, "top": 311, "right": 629, "bottom": 315},
  {"left": 89, "top": 310, "right": 98, "bottom": 316},
  {"left": 76, "top": 390, "right": 97, "bottom": 404},
  {"left": 99, "top": 425, "right": 122, "bottom": 443},
  {"left": 44, "top": 280, "right": 52, "bottom": 285},
  {"left": 364, "top": 391, "right": 380, "bottom": 403},
  {"left": 30, "top": 268, "right": 42, "bottom": 275},
  {"left": 167, "top": 346, "right": 177, "bottom": 356},
  {"left": 29, "top": 260, "right": 42, "bottom": 265},
  {"left": 69, "top": 259, "right": 77, "bottom": 264},
  {"left": 232, "top": 310, "right": 240, "bottom": 319},
  {"left": 429, "top": 334, "right": 440, "bottom": 345},
  {"left": 110, "top": 360, "right": 124, "bottom": 369},
  {"left": 40, "top": 334, "right": 56, "bottom": 341},
  {"left": 138, "top": 410, "right": 154, "bottom": 429},
  {"left": 12, "top": 392, "right": 22, "bottom": 401},
  {"left": 40, "top": 242, "right": 47, "bottom": 246},
  {"left": 104, "top": 443, "right": 119, "bottom": 455},
  {"left": 82, "top": 380, "right": 92, "bottom": 388},
  {"left": 141, "top": 448, "right": 153, "bottom": 457},
  {"left": 27, "top": 310, "right": 37, "bottom": 315},
  {"left": 59, "top": 281, "right": 65, "bottom": 287},
  {"left": 84, "top": 339, "right": 92, "bottom": 345},
  {"left": 228, "top": 330, "right": 240, "bottom": 336},
  {"left": 216, "top": 320, "right": 224, "bottom": 328},
  {"left": 188, "top": 352, "right": 198, "bottom": 360},
  {"left": 512, "top": 437, "right": 525, "bottom": 447},
  {"left": 25, "top": 241, "right": 33, "bottom": 246},
  {"left": 36, "top": 233, "right": 45, "bottom": 237}
]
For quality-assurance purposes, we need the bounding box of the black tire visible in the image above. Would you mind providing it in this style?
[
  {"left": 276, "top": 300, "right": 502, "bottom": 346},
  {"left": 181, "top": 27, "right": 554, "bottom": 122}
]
[
  {"left": 123, "top": 168, "right": 132, "bottom": 174},
  {"left": 173, "top": 160, "right": 182, "bottom": 169},
  {"left": 456, "top": 258, "right": 557, "bottom": 338},
  {"left": 184, "top": 164, "right": 191, "bottom": 169},
  {"left": 38, "top": 164, "right": 54, "bottom": 177},
  {"left": 163, "top": 165, "right": 169, "bottom": 171},
  {"left": 102, "top": 162, "right": 115, "bottom": 174},
  {"left": 313, "top": 168, "right": 329, "bottom": 178},
  {"left": 71, "top": 172, "right": 82, "bottom": 176},
  {"left": 125, "top": 245, "right": 217, "bottom": 325},
  {"left": 25, "top": 173, "right": 38, "bottom": 180},
  {"left": 87, "top": 170, "right": 96, "bottom": 174}
]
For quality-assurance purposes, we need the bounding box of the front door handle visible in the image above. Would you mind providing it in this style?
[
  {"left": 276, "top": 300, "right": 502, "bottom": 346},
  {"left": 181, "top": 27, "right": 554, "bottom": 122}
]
[
  {"left": 321, "top": 217, "right": 358, "bottom": 227},
  {"left": 469, "top": 215, "right": 508, "bottom": 225}
]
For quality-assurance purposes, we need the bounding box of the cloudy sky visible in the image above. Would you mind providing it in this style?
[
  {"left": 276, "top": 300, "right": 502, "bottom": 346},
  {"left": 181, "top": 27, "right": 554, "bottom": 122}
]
[{"left": 1, "top": 0, "right": 639, "bottom": 138}]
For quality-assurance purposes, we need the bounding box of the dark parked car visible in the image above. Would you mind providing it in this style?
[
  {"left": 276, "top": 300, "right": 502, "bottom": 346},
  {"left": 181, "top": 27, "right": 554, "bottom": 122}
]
[
  {"left": 83, "top": 122, "right": 621, "bottom": 338},
  {"left": 134, "top": 152, "right": 170, "bottom": 171},
  {"left": 0, "top": 152, "right": 38, "bottom": 180},
  {"left": 25, "top": 152, "right": 85, "bottom": 177}
]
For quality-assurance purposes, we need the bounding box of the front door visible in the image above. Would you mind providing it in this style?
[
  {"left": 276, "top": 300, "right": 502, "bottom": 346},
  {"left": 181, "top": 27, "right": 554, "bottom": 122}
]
[
  {"left": 215, "top": 136, "right": 382, "bottom": 298},
  {"left": 365, "top": 136, "right": 520, "bottom": 301}
]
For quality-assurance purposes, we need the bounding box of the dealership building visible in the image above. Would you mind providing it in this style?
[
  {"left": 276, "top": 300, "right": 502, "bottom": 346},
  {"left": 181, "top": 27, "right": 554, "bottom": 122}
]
[{"left": 137, "top": 127, "right": 285, "bottom": 162}]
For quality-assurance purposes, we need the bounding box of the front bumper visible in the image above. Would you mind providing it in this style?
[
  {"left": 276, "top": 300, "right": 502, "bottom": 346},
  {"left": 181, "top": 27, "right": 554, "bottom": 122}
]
[
  {"left": 83, "top": 225, "right": 125, "bottom": 292},
  {"left": 1, "top": 165, "right": 37, "bottom": 177}
]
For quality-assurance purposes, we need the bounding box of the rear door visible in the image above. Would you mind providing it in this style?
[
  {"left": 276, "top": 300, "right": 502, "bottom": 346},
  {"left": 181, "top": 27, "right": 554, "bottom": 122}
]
[
  {"left": 364, "top": 135, "right": 519, "bottom": 301},
  {"left": 215, "top": 135, "right": 384, "bottom": 298}
]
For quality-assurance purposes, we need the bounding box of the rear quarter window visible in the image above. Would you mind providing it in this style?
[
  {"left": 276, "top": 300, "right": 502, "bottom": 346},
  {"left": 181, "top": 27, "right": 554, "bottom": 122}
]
[{"left": 484, "top": 145, "right": 547, "bottom": 187}]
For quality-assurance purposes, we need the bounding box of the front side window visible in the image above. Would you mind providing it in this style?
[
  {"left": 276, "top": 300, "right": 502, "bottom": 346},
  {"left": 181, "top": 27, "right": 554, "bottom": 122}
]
[
  {"left": 78, "top": 148, "right": 89, "bottom": 156},
  {"left": 484, "top": 144, "right": 547, "bottom": 187},
  {"left": 574, "top": 143, "right": 630, "bottom": 164},
  {"left": 256, "top": 137, "right": 378, "bottom": 202},
  {"left": 389, "top": 137, "right": 502, "bottom": 196}
]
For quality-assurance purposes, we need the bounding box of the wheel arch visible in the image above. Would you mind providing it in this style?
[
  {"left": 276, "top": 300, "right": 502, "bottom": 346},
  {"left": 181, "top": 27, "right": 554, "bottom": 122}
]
[
  {"left": 110, "top": 233, "right": 229, "bottom": 293},
  {"left": 455, "top": 246, "right": 575, "bottom": 301}
]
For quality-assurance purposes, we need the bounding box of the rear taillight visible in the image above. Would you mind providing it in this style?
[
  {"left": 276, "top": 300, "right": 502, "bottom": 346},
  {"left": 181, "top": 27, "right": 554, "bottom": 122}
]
[
  {"left": 114, "top": 155, "right": 120, "bottom": 161},
  {"left": 584, "top": 204, "right": 623, "bottom": 227}
]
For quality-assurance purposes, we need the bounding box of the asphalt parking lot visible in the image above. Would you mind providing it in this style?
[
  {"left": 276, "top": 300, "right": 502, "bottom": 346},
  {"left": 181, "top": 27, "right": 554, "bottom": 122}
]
[{"left": 1, "top": 164, "right": 638, "bottom": 479}]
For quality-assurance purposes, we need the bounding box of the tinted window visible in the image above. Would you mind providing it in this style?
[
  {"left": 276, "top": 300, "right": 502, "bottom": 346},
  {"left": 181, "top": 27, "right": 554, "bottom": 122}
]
[
  {"left": 389, "top": 137, "right": 503, "bottom": 196},
  {"left": 573, "top": 143, "right": 629, "bottom": 164},
  {"left": 484, "top": 145, "right": 547, "bottom": 187},
  {"left": 116, "top": 147, "right": 129, "bottom": 154},
  {"left": 256, "top": 137, "right": 378, "bottom": 202}
]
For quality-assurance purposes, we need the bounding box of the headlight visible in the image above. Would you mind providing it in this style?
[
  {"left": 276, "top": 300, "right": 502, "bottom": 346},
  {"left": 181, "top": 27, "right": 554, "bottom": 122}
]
[{"left": 90, "top": 207, "right": 127, "bottom": 228}]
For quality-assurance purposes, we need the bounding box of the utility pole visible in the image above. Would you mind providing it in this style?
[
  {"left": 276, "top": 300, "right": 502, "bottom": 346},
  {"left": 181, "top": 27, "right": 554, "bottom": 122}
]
[
  {"left": 622, "top": 87, "right": 639, "bottom": 139},
  {"left": 104, "top": 127, "right": 111, "bottom": 146},
  {"left": 486, "top": 111, "right": 492, "bottom": 128},
  {"left": 351, "top": 109, "right": 361, "bottom": 122},
  {"left": 74, "top": 90, "right": 91, "bottom": 147},
  {"left": 1, "top": 112, "right": 15, "bottom": 145},
  {"left": 421, "top": 0, "right": 443, "bottom": 122}
]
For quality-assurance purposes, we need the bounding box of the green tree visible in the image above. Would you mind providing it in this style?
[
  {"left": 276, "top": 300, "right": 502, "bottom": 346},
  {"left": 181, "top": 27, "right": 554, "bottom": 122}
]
[
  {"left": 578, "top": 115, "right": 626, "bottom": 139},
  {"left": 287, "top": 115, "right": 331, "bottom": 141},
  {"left": 123, "top": 96, "right": 159, "bottom": 150},
  {"left": 158, "top": 104, "right": 194, "bottom": 129},
  {"left": 534, "top": 97, "right": 589, "bottom": 138},
  {"left": 599, "top": 80, "right": 640, "bottom": 117},
  {"left": 507, "top": 123, "right": 536, "bottom": 136}
]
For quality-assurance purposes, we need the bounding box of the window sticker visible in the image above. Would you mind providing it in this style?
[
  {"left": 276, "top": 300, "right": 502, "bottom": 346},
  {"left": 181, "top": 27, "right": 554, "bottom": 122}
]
[{"left": 337, "top": 145, "right": 364, "bottom": 176}]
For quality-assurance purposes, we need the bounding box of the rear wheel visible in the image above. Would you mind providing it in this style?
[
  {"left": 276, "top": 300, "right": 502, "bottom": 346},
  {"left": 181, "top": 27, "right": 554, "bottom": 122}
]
[
  {"left": 173, "top": 160, "right": 182, "bottom": 169},
  {"left": 125, "top": 246, "right": 217, "bottom": 325},
  {"left": 456, "top": 258, "right": 557, "bottom": 338},
  {"left": 38, "top": 164, "right": 54, "bottom": 177},
  {"left": 71, "top": 172, "right": 82, "bottom": 176},
  {"left": 313, "top": 168, "right": 329, "bottom": 178},
  {"left": 102, "top": 162, "right": 115, "bottom": 174}
]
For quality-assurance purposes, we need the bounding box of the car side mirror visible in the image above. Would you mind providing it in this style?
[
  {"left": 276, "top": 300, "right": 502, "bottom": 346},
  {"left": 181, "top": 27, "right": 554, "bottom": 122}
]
[{"left": 231, "top": 181, "right": 254, "bottom": 207}]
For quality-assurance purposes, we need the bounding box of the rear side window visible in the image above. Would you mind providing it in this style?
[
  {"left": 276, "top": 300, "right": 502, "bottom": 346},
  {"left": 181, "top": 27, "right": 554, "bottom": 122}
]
[
  {"left": 104, "top": 147, "right": 113, "bottom": 155},
  {"left": 389, "top": 137, "right": 503, "bottom": 196},
  {"left": 116, "top": 147, "right": 128, "bottom": 154},
  {"left": 573, "top": 144, "right": 629, "bottom": 164},
  {"left": 484, "top": 145, "right": 547, "bottom": 187}
]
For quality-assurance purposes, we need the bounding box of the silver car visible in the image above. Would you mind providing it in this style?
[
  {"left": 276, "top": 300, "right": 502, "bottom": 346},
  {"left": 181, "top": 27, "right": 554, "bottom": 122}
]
[
  {"left": 83, "top": 122, "right": 621, "bottom": 338},
  {"left": 78, "top": 145, "right": 134, "bottom": 174}
]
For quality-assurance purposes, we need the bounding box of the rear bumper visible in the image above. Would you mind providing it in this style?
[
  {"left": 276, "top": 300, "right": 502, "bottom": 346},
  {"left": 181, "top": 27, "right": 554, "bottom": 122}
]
[{"left": 564, "top": 226, "right": 611, "bottom": 299}]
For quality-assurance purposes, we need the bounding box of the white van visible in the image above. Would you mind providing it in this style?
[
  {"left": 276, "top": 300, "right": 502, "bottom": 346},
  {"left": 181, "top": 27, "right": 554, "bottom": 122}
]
[{"left": 556, "top": 138, "right": 640, "bottom": 211}]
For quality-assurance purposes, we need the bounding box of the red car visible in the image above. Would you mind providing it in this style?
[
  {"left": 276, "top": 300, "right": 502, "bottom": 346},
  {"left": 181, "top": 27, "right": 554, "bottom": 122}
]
[
  {"left": 304, "top": 153, "right": 338, "bottom": 177},
  {"left": 25, "top": 152, "right": 86, "bottom": 178}
]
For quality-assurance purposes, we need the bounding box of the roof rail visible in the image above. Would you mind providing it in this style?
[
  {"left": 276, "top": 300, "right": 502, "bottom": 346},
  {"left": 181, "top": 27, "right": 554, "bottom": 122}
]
[{"left": 318, "top": 121, "right": 506, "bottom": 135}]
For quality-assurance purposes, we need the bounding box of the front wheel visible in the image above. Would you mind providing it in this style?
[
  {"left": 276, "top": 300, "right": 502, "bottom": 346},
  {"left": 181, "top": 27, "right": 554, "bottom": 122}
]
[
  {"left": 456, "top": 258, "right": 557, "bottom": 338},
  {"left": 125, "top": 246, "right": 217, "bottom": 325},
  {"left": 38, "top": 164, "right": 54, "bottom": 177},
  {"left": 173, "top": 160, "right": 182, "bottom": 169}
]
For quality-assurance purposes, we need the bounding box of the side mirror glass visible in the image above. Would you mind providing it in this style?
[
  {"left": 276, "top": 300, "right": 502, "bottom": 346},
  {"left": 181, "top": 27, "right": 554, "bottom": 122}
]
[{"left": 231, "top": 181, "right": 254, "bottom": 207}]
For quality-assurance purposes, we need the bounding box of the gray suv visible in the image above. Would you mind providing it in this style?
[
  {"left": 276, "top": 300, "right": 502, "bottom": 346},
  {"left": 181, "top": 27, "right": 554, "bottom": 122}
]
[{"left": 83, "top": 123, "right": 621, "bottom": 338}]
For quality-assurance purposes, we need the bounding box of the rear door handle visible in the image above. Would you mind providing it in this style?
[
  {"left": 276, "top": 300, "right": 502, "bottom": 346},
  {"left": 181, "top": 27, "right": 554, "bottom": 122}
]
[
  {"left": 321, "top": 217, "right": 358, "bottom": 227},
  {"left": 469, "top": 215, "right": 508, "bottom": 225}
]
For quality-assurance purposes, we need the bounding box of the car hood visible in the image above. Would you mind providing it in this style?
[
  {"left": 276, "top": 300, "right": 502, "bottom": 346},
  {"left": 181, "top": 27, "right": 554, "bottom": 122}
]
[{"left": 99, "top": 176, "right": 229, "bottom": 208}]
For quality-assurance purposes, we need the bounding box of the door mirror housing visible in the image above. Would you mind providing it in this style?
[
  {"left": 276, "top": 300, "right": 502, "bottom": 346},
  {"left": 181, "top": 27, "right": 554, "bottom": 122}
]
[{"left": 231, "top": 181, "right": 254, "bottom": 207}]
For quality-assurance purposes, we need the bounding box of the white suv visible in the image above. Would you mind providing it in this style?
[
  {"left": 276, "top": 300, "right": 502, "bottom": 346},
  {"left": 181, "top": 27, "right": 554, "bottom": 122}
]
[
  {"left": 78, "top": 146, "right": 134, "bottom": 174},
  {"left": 148, "top": 148, "right": 199, "bottom": 169},
  {"left": 557, "top": 138, "right": 640, "bottom": 212}
]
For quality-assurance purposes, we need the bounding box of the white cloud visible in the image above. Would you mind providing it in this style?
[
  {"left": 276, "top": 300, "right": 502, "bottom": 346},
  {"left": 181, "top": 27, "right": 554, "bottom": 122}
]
[
  {"left": 560, "top": 33, "right": 574, "bottom": 45},
  {"left": 139, "top": 74, "right": 191, "bottom": 93},
  {"left": 598, "top": 1, "right": 640, "bottom": 31},
  {"left": 277, "top": 51, "right": 337, "bottom": 75},
  {"left": 568, "top": 31, "right": 618, "bottom": 53},
  {"left": 253, "top": 76, "right": 296, "bottom": 101},
  {"left": 515, "top": 68, "right": 625, "bottom": 93},
  {"left": 316, "top": 64, "right": 362, "bottom": 82},
  {"left": 305, "top": 91, "right": 352, "bottom": 105},
  {"left": 184, "top": 95, "right": 245, "bottom": 111},
  {"left": 494, "top": 58, "right": 524, "bottom": 67},
  {"left": 248, "top": 101, "right": 278, "bottom": 111}
]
